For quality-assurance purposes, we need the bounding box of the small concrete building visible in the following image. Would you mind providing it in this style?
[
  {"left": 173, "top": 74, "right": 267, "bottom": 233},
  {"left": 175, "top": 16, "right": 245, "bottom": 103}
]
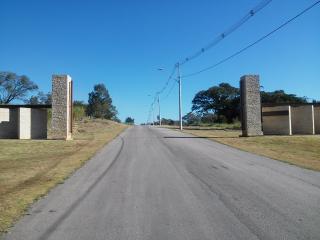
[
  {"left": 0, "top": 105, "right": 49, "bottom": 139},
  {"left": 0, "top": 74, "right": 73, "bottom": 140},
  {"left": 239, "top": 74, "right": 319, "bottom": 136},
  {"left": 262, "top": 105, "right": 292, "bottom": 135},
  {"left": 262, "top": 103, "right": 319, "bottom": 135}
]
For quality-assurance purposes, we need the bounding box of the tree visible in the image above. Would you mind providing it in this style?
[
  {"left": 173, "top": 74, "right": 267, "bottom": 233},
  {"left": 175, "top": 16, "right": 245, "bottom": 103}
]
[
  {"left": 24, "top": 92, "right": 52, "bottom": 105},
  {"left": 191, "top": 83, "right": 240, "bottom": 123},
  {"left": 161, "top": 118, "right": 175, "bottom": 125},
  {"left": 200, "top": 112, "right": 217, "bottom": 124},
  {"left": 191, "top": 82, "right": 309, "bottom": 124},
  {"left": 261, "top": 90, "right": 307, "bottom": 104},
  {"left": 0, "top": 71, "right": 38, "bottom": 104},
  {"left": 125, "top": 117, "right": 134, "bottom": 125},
  {"left": 86, "top": 84, "right": 118, "bottom": 120},
  {"left": 182, "top": 112, "right": 201, "bottom": 125}
]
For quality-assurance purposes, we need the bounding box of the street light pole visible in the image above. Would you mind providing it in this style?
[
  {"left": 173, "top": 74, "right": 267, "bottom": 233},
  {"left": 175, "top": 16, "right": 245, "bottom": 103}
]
[
  {"left": 152, "top": 105, "right": 155, "bottom": 126},
  {"left": 177, "top": 63, "right": 183, "bottom": 131},
  {"left": 156, "top": 68, "right": 165, "bottom": 126},
  {"left": 158, "top": 95, "right": 161, "bottom": 126}
]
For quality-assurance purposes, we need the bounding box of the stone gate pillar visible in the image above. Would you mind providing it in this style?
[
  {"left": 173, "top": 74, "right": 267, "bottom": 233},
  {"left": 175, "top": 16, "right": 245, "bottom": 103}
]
[
  {"left": 240, "top": 75, "right": 263, "bottom": 137},
  {"left": 52, "top": 75, "right": 73, "bottom": 140}
]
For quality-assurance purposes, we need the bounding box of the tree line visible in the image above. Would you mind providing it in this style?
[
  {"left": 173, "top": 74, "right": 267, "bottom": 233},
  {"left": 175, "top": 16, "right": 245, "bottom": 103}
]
[
  {"left": 183, "top": 82, "right": 310, "bottom": 125},
  {"left": 157, "top": 82, "right": 313, "bottom": 126}
]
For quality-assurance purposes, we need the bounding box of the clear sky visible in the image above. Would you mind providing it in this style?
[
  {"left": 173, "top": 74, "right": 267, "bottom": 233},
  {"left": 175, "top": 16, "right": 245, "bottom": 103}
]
[{"left": 1, "top": 0, "right": 319, "bottom": 123}]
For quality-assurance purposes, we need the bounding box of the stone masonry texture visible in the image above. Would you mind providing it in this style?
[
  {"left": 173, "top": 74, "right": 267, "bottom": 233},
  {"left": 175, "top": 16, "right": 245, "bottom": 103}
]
[
  {"left": 52, "top": 75, "right": 72, "bottom": 140},
  {"left": 240, "top": 75, "right": 263, "bottom": 137}
]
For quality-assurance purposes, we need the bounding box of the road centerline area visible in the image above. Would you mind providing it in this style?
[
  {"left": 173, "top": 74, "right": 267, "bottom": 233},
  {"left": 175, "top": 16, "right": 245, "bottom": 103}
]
[{"left": 4, "top": 126, "right": 320, "bottom": 240}]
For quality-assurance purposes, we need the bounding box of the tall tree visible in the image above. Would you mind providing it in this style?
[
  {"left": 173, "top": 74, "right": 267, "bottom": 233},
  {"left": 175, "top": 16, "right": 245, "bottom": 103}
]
[
  {"left": 192, "top": 83, "right": 240, "bottom": 123},
  {"left": 86, "top": 83, "right": 118, "bottom": 120},
  {"left": 261, "top": 90, "right": 307, "bottom": 104},
  {"left": 125, "top": 117, "right": 134, "bottom": 125},
  {"left": 182, "top": 112, "right": 201, "bottom": 125},
  {"left": 191, "top": 83, "right": 309, "bottom": 123},
  {"left": 0, "top": 71, "right": 38, "bottom": 104}
]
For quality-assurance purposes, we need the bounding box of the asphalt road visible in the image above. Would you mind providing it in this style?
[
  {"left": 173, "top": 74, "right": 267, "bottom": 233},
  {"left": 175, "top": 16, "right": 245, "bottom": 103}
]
[{"left": 4, "top": 126, "right": 320, "bottom": 240}]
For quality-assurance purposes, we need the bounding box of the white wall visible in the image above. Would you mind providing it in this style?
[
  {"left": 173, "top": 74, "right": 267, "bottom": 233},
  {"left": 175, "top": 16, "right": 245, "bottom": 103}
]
[
  {"left": 0, "top": 107, "right": 47, "bottom": 139},
  {"left": 19, "top": 108, "right": 31, "bottom": 139},
  {"left": 291, "top": 105, "right": 315, "bottom": 135},
  {"left": 262, "top": 106, "right": 292, "bottom": 135}
]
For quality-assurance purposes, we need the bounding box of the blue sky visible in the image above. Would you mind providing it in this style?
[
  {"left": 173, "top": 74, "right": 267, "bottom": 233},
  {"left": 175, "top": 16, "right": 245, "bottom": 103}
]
[{"left": 1, "top": 0, "right": 319, "bottom": 123}]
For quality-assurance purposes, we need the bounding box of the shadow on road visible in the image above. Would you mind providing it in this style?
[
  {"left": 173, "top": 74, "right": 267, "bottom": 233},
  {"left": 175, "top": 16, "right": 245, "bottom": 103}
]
[{"left": 163, "top": 136, "right": 238, "bottom": 139}]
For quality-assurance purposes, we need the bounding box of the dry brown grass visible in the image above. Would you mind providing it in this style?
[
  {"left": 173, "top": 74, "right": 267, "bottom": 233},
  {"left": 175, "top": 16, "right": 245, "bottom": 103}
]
[
  {"left": 164, "top": 125, "right": 320, "bottom": 172},
  {"left": 0, "top": 119, "right": 127, "bottom": 233}
]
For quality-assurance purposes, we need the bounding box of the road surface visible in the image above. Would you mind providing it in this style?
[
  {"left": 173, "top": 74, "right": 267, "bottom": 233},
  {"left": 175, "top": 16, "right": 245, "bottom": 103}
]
[{"left": 4, "top": 126, "right": 320, "bottom": 240}]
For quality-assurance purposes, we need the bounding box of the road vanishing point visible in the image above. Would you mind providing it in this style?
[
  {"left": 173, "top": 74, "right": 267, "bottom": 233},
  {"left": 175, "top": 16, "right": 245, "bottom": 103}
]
[{"left": 4, "top": 126, "right": 320, "bottom": 240}]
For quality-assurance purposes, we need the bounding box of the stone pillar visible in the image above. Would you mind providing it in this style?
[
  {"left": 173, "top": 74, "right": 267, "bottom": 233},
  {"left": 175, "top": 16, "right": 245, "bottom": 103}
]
[
  {"left": 240, "top": 75, "right": 263, "bottom": 137},
  {"left": 52, "top": 75, "right": 73, "bottom": 140}
]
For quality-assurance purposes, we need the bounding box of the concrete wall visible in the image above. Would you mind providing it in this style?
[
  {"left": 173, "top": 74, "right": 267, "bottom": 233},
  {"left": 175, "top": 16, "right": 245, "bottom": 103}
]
[
  {"left": 314, "top": 106, "right": 320, "bottom": 134},
  {"left": 291, "top": 105, "right": 315, "bottom": 135},
  {"left": 262, "top": 106, "right": 292, "bottom": 135},
  {"left": 31, "top": 109, "right": 47, "bottom": 139},
  {"left": 240, "top": 75, "right": 263, "bottom": 137},
  {"left": 0, "top": 108, "right": 18, "bottom": 138},
  {"left": 18, "top": 108, "right": 31, "bottom": 139},
  {"left": 0, "top": 108, "right": 47, "bottom": 139},
  {"left": 52, "top": 75, "right": 72, "bottom": 140}
]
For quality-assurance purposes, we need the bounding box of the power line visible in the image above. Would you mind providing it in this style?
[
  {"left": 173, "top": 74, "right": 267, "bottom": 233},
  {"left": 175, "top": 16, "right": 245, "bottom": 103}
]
[
  {"left": 182, "top": 0, "right": 320, "bottom": 78},
  {"left": 157, "top": 66, "right": 177, "bottom": 95},
  {"left": 147, "top": 0, "right": 272, "bottom": 124},
  {"left": 163, "top": 78, "right": 178, "bottom": 100},
  {"left": 179, "top": 0, "right": 272, "bottom": 66}
]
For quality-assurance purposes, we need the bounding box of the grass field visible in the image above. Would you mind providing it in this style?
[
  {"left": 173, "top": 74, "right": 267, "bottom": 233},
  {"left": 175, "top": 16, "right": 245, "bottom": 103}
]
[
  {"left": 0, "top": 119, "right": 127, "bottom": 233},
  {"left": 164, "top": 125, "right": 320, "bottom": 172}
]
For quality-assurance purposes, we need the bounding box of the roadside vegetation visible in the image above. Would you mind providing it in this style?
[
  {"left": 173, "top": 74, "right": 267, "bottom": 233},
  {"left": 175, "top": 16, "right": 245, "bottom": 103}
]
[
  {"left": 0, "top": 73, "right": 128, "bottom": 232},
  {"left": 154, "top": 82, "right": 313, "bottom": 127},
  {"left": 161, "top": 82, "right": 320, "bottom": 171},
  {"left": 164, "top": 125, "right": 320, "bottom": 172},
  {"left": 125, "top": 117, "right": 135, "bottom": 125},
  {"left": 0, "top": 119, "right": 127, "bottom": 233}
]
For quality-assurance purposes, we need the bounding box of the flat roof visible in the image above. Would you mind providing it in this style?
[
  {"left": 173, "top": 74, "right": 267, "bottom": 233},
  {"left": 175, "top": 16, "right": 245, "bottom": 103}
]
[
  {"left": 262, "top": 103, "right": 320, "bottom": 107},
  {"left": 0, "top": 104, "right": 52, "bottom": 109}
]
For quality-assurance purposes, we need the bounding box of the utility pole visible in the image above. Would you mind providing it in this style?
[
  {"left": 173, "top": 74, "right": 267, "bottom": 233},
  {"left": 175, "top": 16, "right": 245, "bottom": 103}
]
[
  {"left": 158, "top": 95, "right": 161, "bottom": 126},
  {"left": 177, "top": 63, "right": 183, "bottom": 131}
]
